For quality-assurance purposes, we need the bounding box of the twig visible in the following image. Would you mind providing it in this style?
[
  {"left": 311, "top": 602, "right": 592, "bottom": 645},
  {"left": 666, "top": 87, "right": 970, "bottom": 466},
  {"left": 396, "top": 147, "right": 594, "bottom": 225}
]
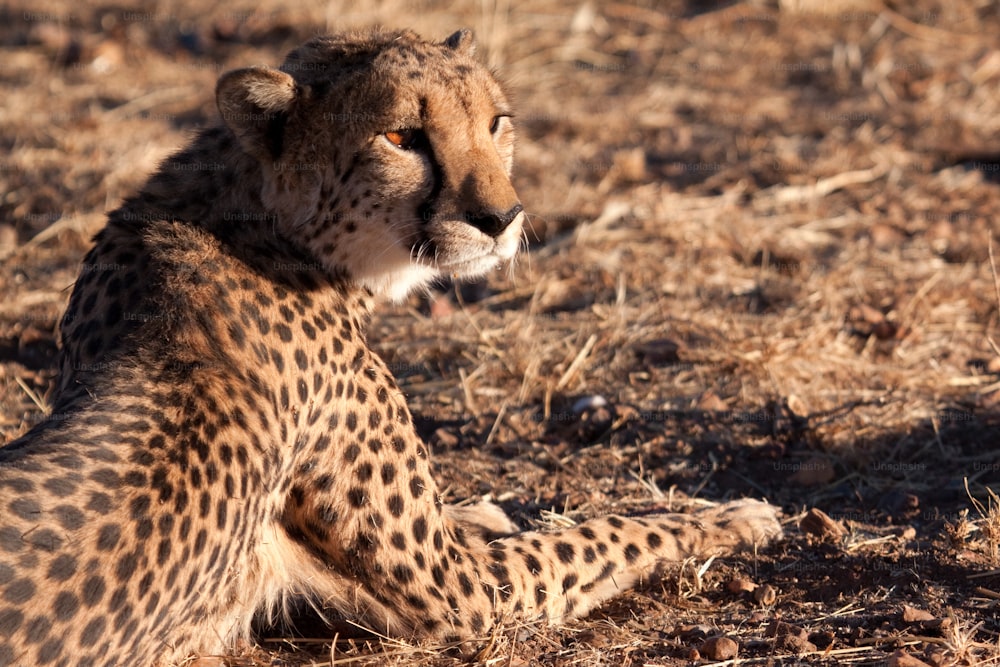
[
  {"left": 758, "top": 164, "right": 888, "bottom": 204},
  {"left": 14, "top": 376, "right": 47, "bottom": 413},
  {"left": 990, "top": 237, "right": 1000, "bottom": 326},
  {"left": 846, "top": 535, "right": 900, "bottom": 551},
  {"left": 555, "top": 333, "right": 597, "bottom": 390},
  {"left": 103, "top": 86, "right": 198, "bottom": 121},
  {"left": 484, "top": 401, "right": 508, "bottom": 448},
  {"left": 813, "top": 602, "right": 864, "bottom": 621},
  {"left": 458, "top": 367, "right": 479, "bottom": 414},
  {"left": 974, "top": 586, "right": 1000, "bottom": 601},
  {"left": 882, "top": 8, "right": 980, "bottom": 44}
]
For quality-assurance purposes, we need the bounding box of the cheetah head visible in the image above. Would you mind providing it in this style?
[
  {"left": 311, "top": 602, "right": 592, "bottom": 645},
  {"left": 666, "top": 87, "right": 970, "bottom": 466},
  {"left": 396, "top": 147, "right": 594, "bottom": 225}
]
[{"left": 216, "top": 29, "right": 525, "bottom": 301}]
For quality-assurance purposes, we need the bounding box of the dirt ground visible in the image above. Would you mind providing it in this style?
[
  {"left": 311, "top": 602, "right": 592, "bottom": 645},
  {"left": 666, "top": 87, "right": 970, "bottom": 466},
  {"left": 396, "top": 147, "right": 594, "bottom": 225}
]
[{"left": 2, "top": 0, "right": 1000, "bottom": 664}]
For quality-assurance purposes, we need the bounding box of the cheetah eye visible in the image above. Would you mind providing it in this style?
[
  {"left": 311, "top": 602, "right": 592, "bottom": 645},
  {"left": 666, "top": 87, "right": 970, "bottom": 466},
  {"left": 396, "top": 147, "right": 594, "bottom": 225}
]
[
  {"left": 384, "top": 129, "right": 425, "bottom": 150},
  {"left": 489, "top": 115, "right": 509, "bottom": 135}
]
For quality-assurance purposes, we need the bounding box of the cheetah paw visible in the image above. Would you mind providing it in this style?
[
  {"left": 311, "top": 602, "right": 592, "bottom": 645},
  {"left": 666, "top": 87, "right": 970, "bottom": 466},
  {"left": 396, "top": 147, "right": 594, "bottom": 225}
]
[
  {"left": 695, "top": 499, "right": 783, "bottom": 549},
  {"left": 444, "top": 501, "right": 519, "bottom": 538}
]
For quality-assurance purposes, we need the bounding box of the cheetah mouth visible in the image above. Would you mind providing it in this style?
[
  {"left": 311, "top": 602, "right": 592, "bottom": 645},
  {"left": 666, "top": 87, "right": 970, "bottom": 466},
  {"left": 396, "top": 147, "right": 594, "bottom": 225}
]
[
  {"left": 437, "top": 252, "right": 509, "bottom": 277},
  {"left": 420, "top": 216, "right": 522, "bottom": 277}
]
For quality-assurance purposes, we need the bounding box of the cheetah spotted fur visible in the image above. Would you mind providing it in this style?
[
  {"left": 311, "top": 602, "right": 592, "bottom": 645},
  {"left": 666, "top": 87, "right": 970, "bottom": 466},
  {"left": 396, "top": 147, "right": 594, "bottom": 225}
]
[{"left": 1, "top": 28, "right": 782, "bottom": 666}]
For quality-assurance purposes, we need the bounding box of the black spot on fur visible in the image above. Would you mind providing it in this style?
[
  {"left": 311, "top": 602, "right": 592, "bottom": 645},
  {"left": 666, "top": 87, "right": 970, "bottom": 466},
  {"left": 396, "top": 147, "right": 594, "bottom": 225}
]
[
  {"left": 412, "top": 516, "right": 427, "bottom": 543},
  {"left": 388, "top": 494, "right": 405, "bottom": 517},
  {"left": 458, "top": 572, "right": 475, "bottom": 597},
  {"left": 3, "top": 578, "right": 35, "bottom": 605},
  {"left": 347, "top": 487, "right": 367, "bottom": 507},
  {"left": 96, "top": 524, "right": 121, "bottom": 552},
  {"left": 392, "top": 564, "right": 414, "bottom": 584},
  {"left": 47, "top": 554, "right": 77, "bottom": 582},
  {"left": 555, "top": 541, "right": 575, "bottom": 564},
  {"left": 52, "top": 591, "right": 80, "bottom": 621},
  {"left": 523, "top": 553, "right": 542, "bottom": 574},
  {"left": 647, "top": 531, "right": 663, "bottom": 550}
]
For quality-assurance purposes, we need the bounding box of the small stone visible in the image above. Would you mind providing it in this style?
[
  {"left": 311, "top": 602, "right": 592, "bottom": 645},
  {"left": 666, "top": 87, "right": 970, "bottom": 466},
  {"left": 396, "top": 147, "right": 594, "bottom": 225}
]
[
  {"left": 849, "top": 303, "right": 898, "bottom": 340},
  {"left": 870, "top": 223, "right": 903, "bottom": 250},
  {"left": 901, "top": 605, "right": 936, "bottom": 624},
  {"left": 799, "top": 507, "right": 845, "bottom": 540},
  {"left": 90, "top": 40, "right": 124, "bottom": 73},
  {"left": 925, "top": 647, "right": 950, "bottom": 665},
  {"left": 888, "top": 649, "right": 933, "bottom": 667},
  {"left": 571, "top": 395, "right": 608, "bottom": 414},
  {"left": 612, "top": 147, "right": 647, "bottom": 182},
  {"left": 890, "top": 525, "right": 917, "bottom": 541},
  {"left": 671, "top": 624, "right": 713, "bottom": 641},
  {"left": 754, "top": 583, "right": 777, "bottom": 606},
  {"left": 766, "top": 621, "right": 815, "bottom": 653},
  {"left": 926, "top": 219, "right": 954, "bottom": 255},
  {"left": 700, "top": 636, "right": 739, "bottom": 661},
  {"left": 697, "top": 390, "right": 728, "bottom": 412},
  {"left": 584, "top": 406, "right": 613, "bottom": 425},
  {"left": 778, "top": 632, "right": 817, "bottom": 654},
  {"left": 727, "top": 577, "right": 758, "bottom": 594},
  {"left": 784, "top": 393, "right": 809, "bottom": 418},
  {"left": 765, "top": 620, "right": 806, "bottom": 640},
  {"left": 879, "top": 491, "right": 920, "bottom": 521},
  {"left": 432, "top": 428, "right": 459, "bottom": 448}
]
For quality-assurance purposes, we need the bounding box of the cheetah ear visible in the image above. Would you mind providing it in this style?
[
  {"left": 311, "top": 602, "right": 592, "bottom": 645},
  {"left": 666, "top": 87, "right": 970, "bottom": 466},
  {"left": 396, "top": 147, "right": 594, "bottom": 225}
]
[
  {"left": 217, "top": 66, "right": 298, "bottom": 161},
  {"left": 443, "top": 29, "right": 475, "bottom": 56}
]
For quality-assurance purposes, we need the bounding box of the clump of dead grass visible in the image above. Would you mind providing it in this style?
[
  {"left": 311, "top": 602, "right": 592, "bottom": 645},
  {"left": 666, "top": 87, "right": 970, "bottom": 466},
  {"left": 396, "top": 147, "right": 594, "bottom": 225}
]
[{"left": 964, "top": 479, "right": 1000, "bottom": 566}]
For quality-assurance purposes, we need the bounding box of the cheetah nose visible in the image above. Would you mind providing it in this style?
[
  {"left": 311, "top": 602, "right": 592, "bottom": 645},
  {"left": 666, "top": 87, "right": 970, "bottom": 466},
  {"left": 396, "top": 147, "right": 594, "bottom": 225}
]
[{"left": 466, "top": 204, "right": 523, "bottom": 237}]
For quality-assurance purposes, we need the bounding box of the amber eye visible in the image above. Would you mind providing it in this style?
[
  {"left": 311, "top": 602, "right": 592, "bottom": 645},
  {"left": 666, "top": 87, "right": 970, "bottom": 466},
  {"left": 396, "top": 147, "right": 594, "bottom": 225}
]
[
  {"left": 385, "top": 129, "right": 423, "bottom": 150},
  {"left": 489, "top": 115, "right": 504, "bottom": 134}
]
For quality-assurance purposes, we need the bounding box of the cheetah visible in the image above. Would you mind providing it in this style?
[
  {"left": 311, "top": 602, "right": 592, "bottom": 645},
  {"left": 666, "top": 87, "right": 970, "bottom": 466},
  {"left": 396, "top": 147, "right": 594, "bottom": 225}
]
[{"left": 1, "top": 28, "right": 782, "bottom": 666}]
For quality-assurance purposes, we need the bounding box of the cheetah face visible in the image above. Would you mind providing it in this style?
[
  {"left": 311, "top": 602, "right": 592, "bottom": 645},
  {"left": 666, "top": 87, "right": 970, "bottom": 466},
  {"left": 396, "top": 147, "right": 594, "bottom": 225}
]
[{"left": 217, "top": 29, "right": 525, "bottom": 301}]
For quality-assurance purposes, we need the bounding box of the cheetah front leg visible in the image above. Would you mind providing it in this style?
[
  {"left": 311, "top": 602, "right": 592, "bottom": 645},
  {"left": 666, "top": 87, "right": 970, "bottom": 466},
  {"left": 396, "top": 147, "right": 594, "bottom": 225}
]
[
  {"left": 288, "top": 449, "right": 780, "bottom": 640},
  {"left": 481, "top": 499, "right": 782, "bottom": 624},
  {"left": 446, "top": 499, "right": 781, "bottom": 623},
  {"left": 284, "top": 354, "right": 780, "bottom": 639}
]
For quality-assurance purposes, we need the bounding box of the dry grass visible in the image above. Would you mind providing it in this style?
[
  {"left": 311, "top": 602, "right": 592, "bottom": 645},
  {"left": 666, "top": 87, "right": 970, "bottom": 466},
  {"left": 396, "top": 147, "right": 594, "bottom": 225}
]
[{"left": 2, "top": 0, "right": 1000, "bottom": 664}]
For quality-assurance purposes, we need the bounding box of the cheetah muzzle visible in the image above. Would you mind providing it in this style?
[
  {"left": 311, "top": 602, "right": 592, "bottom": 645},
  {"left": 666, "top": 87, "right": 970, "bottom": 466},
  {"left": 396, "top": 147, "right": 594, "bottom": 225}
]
[{"left": 0, "top": 28, "right": 782, "bottom": 666}]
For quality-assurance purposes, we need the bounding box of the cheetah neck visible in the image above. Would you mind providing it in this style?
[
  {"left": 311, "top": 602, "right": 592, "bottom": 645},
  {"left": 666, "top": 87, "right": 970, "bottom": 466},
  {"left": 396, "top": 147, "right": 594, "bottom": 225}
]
[{"left": 112, "top": 124, "right": 272, "bottom": 237}]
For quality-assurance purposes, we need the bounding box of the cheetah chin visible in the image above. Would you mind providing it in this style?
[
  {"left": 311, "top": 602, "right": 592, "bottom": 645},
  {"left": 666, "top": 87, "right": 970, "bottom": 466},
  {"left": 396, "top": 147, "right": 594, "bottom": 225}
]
[{"left": 1, "top": 27, "right": 780, "bottom": 667}]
